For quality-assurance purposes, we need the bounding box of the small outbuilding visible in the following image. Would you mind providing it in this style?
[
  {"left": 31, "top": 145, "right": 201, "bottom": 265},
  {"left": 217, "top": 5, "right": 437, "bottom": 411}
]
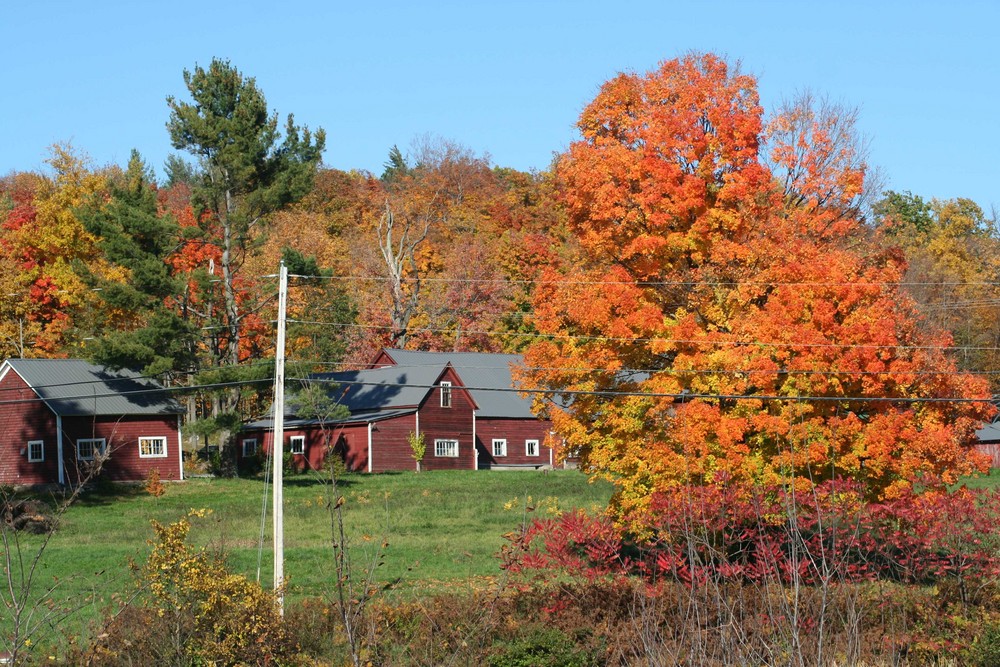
[{"left": 0, "top": 359, "right": 185, "bottom": 486}]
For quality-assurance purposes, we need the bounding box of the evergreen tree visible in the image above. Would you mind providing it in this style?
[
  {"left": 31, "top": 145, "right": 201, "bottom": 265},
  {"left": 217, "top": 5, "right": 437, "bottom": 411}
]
[
  {"left": 79, "top": 151, "right": 197, "bottom": 378},
  {"left": 166, "top": 58, "right": 326, "bottom": 374}
]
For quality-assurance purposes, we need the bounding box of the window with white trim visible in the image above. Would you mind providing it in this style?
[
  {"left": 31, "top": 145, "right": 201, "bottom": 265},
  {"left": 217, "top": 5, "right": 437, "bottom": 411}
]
[
  {"left": 492, "top": 438, "right": 507, "bottom": 457},
  {"left": 434, "top": 438, "right": 459, "bottom": 457},
  {"left": 526, "top": 439, "right": 540, "bottom": 457},
  {"left": 27, "top": 440, "right": 43, "bottom": 463},
  {"left": 290, "top": 435, "right": 305, "bottom": 455},
  {"left": 440, "top": 381, "right": 452, "bottom": 408},
  {"left": 242, "top": 438, "right": 258, "bottom": 457},
  {"left": 77, "top": 438, "right": 106, "bottom": 461},
  {"left": 139, "top": 436, "right": 168, "bottom": 459}
]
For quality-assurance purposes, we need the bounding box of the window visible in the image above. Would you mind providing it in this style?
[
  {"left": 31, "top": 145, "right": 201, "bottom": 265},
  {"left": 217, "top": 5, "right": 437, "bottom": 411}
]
[
  {"left": 290, "top": 435, "right": 305, "bottom": 455},
  {"left": 434, "top": 438, "right": 459, "bottom": 457},
  {"left": 492, "top": 438, "right": 507, "bottom": 457},
  {"left": 242, "top": 438, "right": 258, "bottom": 457},
  {"left": 440, "top": 381, "right": 452, "bottom": 408},
  {"left": 77, "top": 438, "right": 106, "bottom": 461},
  {"left": 27, "top": 440, "right": 43, "bottom": 463},
  {"left": 526, "top": 439, "right": 540, "bottom": 457},
  {"left": 139, "top": 436, "right": 168, "bottom": 459}
]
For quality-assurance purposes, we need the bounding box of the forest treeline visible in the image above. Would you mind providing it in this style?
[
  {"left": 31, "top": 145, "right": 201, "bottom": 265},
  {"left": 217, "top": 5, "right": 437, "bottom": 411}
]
[{"left": 0, "top": 56, "right": 998, "bottom": 462}]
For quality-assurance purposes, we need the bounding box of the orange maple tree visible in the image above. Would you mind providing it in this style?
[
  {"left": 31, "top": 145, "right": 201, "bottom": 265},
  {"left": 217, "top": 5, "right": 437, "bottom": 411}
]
[{"left": 519, "top": 54, "right": 992, "bottom": 528}]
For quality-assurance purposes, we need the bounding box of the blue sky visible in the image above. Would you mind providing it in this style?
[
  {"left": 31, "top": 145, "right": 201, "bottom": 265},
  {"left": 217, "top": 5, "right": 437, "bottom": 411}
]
[{"left": 3, "top": 1, "right": 997, "bottom": 213}]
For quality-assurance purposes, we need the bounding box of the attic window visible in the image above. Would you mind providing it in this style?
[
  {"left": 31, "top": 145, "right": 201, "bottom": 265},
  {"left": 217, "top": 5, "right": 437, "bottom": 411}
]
[{"left": 440, "top": 381, "right": 452, "bottom": 408}]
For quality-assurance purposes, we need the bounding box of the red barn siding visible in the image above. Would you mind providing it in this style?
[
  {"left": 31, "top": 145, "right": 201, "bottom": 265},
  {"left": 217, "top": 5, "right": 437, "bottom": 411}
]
[
  {"left": 61, "top": 415, "right": 182, "bottom": 483},
  {"left": 369, "top": 350, "right": 397, "bottom": 368},
  {"left": 246, "top": 423, "right": 377, "bottom": 473},
  {"left": 976, "top": 443, "right": 1000, "bottom": 469},
  {"left": 416, "top": 369, "right": 476, "bottom": 470},
  {"left": 370, "top": 414, "right": 420, "bottom": 472},
  {"left": 333, "top": 423, "right": 370, "bottom": 472},
  {"left": 0, "top": 369, "right": 60, "bottom": 485},
  {"left": 476, "top": 417, "right": 554, "bottom": 468},
  {"left": 257, "top": 427, "right": 333, "bottom": 473}
]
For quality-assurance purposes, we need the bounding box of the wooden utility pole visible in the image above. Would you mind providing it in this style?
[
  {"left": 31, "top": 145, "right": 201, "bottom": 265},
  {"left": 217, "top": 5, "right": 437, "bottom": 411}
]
[{"left": 273, "top": 262, "right": 288, "bottom": 614}]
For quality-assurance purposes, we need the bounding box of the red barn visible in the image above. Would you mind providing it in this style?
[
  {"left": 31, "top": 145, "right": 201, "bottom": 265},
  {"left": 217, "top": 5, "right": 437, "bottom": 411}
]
[
  {"left": 243, "top": 349, "right": 558, "bottom": 472},
  {"left": 0, "top": 359, "right": 185, "bottom": 486}
]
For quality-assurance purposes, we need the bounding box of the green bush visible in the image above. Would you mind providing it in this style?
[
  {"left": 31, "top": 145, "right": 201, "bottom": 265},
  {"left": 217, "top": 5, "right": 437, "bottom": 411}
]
[
  {"left": 489, "top": 627, "right": 603, "bottom": 667},
  {"left": 970, "top": 622, "right": 1000, "bottom": 666}
]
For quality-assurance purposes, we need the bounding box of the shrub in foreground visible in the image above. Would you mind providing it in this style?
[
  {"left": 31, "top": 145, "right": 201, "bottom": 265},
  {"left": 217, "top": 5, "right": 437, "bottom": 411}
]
[
  {"left": 79, "top": 510, "right": 305, "bottom": 666},
  {"left": 502, "top": 481, "right": 1000, "bottom": 663}
]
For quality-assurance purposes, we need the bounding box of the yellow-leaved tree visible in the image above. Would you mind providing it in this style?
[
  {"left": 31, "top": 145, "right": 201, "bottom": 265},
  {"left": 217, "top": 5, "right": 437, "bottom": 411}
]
[{"left": 0, "top": 145, "right": 128, "bottom": 356}]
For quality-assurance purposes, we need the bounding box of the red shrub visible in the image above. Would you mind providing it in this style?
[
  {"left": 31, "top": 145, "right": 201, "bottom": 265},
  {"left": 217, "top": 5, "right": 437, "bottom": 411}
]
[{"left": 506, "top": 481, "right": 1000, "bottom": 590}]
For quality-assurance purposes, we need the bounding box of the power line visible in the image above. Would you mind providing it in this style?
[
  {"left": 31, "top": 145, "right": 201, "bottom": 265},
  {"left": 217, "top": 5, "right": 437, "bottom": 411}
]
[
  {"left": 285, "top": 318, "right": 1000, "bottom": 355},
  {"left": 300, "top": 376, "right": 995, "bottom": 405},
  {"left": 284, "top": 273, "right": 1000, "bottom": 289},
  {"left": 0, "top": 370, "right": 988, "bottom": 411},
  {"left": 292, "top": 358, "right": 1000, "bottom": 379}
]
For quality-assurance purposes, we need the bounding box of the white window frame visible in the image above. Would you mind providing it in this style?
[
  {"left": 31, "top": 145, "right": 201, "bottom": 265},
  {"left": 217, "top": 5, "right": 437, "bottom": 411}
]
[
  {"left": 242, "top": 438, "right": 258, "bottom": 457},
  {"left": 290, "top": 435, "right": 305, "bottom": 455},
  {"left": 434, "top": 438, "right": 459, "bottom": 457},
  {"left": 77, "top": 438, "right": 106, "bottom": 461},
  {"left": 138, "top": 436, "right": 168, "bottom": 459},
  {"left": 27, "top": 440, "right": 44, "bottom": 463},
  {"left": 492, "top": 438, "right": 507, "bottom": 457},
  {"left": 526, "top": 439, "right": 540, "bottom": 457},
  {"left": 440, "top": 381, "right": 452, "bottom": 408}
]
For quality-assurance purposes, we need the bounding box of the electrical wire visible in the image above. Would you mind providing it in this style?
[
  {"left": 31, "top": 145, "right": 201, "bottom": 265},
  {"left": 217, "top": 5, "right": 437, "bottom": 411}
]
[
  {"left": 301, "top": 376, "right": 993, "bottom": 405},
  {"left": 281, "top": 274, "right": 1000, "bottom": 289},
  {"left": 284, "top": 318, "right": 1000, "bottom": 354}
]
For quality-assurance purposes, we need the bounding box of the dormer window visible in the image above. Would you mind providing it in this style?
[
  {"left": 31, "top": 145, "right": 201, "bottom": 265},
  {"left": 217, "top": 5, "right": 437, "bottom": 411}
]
[{"left": 440, "top": 381, "right": 452, "bottom": 408}]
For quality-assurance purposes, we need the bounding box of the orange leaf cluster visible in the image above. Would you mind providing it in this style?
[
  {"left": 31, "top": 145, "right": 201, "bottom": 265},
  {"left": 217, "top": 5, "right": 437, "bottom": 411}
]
[{"left": 520, "top": 54, "right": 992, "bottom": 529}]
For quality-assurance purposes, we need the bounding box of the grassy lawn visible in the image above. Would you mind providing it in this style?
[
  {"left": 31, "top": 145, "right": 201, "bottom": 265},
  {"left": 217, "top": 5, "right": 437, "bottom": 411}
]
[
  {"left": 27, "top": 465, "right": 994, "bottom": 613},
  {"left": 960, "top": 467, "right": 1000, "bottom": 490},
  {"left": 17, "top": 469, "right": 611, "bottom": 619}
]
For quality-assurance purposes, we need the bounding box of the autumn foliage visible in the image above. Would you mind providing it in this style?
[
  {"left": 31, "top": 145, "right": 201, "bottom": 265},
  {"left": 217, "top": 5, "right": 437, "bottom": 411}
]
[
  {"left": 501, "top": 484, "right": 1000, "bottom": 663},
  {"left": 84, "top": 511, "right": 299, "bottom": 665},
  {"left": 519, "top": 54, "right": 992, "bottom": 528},
  {"left": 506, "top": 483, "right": 1000, "bottom": 588}
]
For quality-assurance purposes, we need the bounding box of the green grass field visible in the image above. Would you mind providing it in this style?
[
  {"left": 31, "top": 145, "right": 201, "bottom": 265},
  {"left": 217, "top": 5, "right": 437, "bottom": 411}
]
[
  {"left": 957, "top": 466, "right": 1000, "bottom": 490},
  {"left": 26, "top": 466, "right": 1000, "bottom": 609},
  {"left": 30, "top": 469, "right": 612, "bottom": 606}
]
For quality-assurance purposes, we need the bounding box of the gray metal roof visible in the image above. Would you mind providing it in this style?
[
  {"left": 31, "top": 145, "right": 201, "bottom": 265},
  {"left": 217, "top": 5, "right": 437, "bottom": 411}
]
[
  {"left": 978, "top": 420, "right": 1000, "bottom": 443},
  {"left": 310, "top": 365, "right": 445, "bottom": 412},
  {"left": 3, "top": 359, "right": 184, "bottom": 417},
  {"left": 374, "top": 349, "right": 535, "bottom": 418},
  {"left": 246, "top": 408, "right": 417, "bottom": 430}
]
